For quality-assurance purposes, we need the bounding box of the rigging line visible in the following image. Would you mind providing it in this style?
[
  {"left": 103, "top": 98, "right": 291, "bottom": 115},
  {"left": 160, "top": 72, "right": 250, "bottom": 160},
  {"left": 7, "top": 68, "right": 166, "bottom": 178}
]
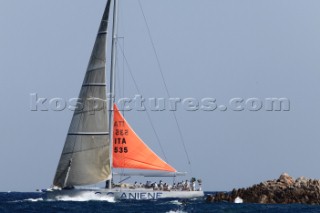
[
  {"left": 122, "top": 39, "right": 125, "bottom": 115},
  {"left": 115, "top": 37, "right": 126, "bottom": 115},
  {"left": 115, "top": 42, "right": 126, "bottom": 179},
  {"left": 115, "top": 48, "right": 122, "bottom": 101},
  {"left": 117, "top": 0, "right": 126, "bottom": 181},
  {"left": 117, "top": 42, "right": 168, "bottom": 163},
  {"left": 114, "top": 37, "right": 124, "bottom": 181},
  {"left": 118, "top": 0, "right": 126, "bottom": 104},
  {"left": 137, "top": 0, "right": 192, "bottom": 166},
  {"left": 114, "top": 57, "right": 125, "bottom": 184}
]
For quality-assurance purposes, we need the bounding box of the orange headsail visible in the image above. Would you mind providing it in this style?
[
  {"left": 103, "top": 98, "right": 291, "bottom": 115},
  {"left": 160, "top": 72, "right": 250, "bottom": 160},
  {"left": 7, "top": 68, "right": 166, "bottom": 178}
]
[{"left": 112, "top": 104, "right": 176, "bottom": 172}]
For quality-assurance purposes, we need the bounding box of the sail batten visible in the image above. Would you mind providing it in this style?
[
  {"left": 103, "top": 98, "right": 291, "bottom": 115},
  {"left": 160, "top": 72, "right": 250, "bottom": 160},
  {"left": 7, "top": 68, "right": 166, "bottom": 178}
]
[
  {"left": 82, "top": 83, "right": 107, "bottom": 87},
  {"left": 112, "top": 104, "right": 176, "bottom": 172},
  {"left": 61, "top": 145, "right": 108, "bottom": 155},
  {"left": 53, "top": 0, "right": 112, "bottom": 188},
  {"left": 68, "top": 132, "right": 109, "bottom": 136}
]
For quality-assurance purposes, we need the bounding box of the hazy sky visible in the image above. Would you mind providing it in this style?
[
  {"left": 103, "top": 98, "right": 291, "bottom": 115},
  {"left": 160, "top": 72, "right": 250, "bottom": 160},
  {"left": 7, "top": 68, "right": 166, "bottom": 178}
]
[{"left": 1, "top": 0, "right": 320, "bottom": 192}]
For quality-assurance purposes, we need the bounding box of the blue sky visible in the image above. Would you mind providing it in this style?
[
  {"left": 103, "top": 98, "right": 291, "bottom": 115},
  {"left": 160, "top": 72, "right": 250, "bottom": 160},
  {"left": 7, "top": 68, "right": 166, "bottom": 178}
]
[{"left": 1, "top": 0, "right": 320, "bottom": 192}]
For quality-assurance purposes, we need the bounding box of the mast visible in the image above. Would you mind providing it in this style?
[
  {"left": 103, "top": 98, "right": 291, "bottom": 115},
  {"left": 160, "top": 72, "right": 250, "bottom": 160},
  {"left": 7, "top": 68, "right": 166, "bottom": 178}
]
[{"left": 108, "top": 0, "right": 119, "bottom": 189}]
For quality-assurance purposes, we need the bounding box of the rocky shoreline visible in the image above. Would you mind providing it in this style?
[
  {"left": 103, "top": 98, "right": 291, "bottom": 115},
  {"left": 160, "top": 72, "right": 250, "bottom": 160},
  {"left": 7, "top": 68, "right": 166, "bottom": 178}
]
[{"left": 207, "top": 173, "right": 320, "bottom": 204}]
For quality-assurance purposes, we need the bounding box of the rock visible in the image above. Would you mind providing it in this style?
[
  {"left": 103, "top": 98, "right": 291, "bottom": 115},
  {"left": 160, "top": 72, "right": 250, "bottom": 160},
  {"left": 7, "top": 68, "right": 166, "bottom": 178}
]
[
  {"left": 259, "top": 194, "right": 268, "bottom": 204},
  {"left": 207, "top": 173, "right": 320, "bottom": 204},
  {"left": 278, "top": 173, "right": 295, "bottom": 186},
  {"left": 206, "top": 194, "right": 214, "bottom": 202}
]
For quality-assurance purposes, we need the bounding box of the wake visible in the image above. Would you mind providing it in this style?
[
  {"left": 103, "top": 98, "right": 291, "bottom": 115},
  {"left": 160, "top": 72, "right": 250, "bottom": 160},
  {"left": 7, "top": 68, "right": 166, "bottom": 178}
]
[
  {"left": 9, "top": 192, "right": 116, "bottom": 203},
  {"left": 48, "top": 191, "right": 116, "bottom": 202}
]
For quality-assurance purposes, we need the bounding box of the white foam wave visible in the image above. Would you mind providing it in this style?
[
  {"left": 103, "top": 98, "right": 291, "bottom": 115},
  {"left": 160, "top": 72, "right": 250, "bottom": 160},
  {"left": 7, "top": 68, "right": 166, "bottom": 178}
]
[
  {"left": 53, "top": 192, "right": 116, "bottom": 202},
  {"left": 24, "top": 198, "right": 44, "bottom": 202},
  {"left": 167, "top": 200, "right": 183, "bottom": 205},
  {"left": 234, "top": 196, "right": 243, "bottom": 204},
  {"left": 10, "top": 198, "right": 44, "bottom": 203},
  {"left": 166, "top": 210, "right": 187, "bottom": 213}
]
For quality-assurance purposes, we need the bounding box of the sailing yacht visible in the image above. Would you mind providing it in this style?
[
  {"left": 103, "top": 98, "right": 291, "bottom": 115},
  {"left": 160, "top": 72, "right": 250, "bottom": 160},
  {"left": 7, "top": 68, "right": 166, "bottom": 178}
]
[{"left": 45, "top": 0, "right": 204, "bottom": 200}]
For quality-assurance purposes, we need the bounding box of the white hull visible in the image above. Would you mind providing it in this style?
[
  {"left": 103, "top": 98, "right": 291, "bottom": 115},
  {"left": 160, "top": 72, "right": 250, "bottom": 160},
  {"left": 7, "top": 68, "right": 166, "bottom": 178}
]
[{"left": 45, "top": 188, "right": 204, "bottom": 201}]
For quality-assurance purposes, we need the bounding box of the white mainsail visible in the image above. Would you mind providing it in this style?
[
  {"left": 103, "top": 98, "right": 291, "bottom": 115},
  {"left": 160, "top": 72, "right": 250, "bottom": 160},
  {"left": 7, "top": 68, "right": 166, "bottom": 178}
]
[{"left": 53, "top": 0, "right": 112, "bottom": 188}]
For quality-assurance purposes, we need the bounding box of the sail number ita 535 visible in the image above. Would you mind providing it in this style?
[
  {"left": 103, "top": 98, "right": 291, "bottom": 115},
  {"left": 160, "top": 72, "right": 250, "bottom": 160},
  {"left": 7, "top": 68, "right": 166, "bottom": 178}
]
[{"left": 114, "top": 121, "right": 129, "bottom": 153}]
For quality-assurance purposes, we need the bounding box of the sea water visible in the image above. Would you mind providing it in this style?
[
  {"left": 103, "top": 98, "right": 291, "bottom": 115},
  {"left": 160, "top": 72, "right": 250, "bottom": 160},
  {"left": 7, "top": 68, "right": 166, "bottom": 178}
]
[{"left": 1, "top": 192, "right": 320, "bottom": 213}]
